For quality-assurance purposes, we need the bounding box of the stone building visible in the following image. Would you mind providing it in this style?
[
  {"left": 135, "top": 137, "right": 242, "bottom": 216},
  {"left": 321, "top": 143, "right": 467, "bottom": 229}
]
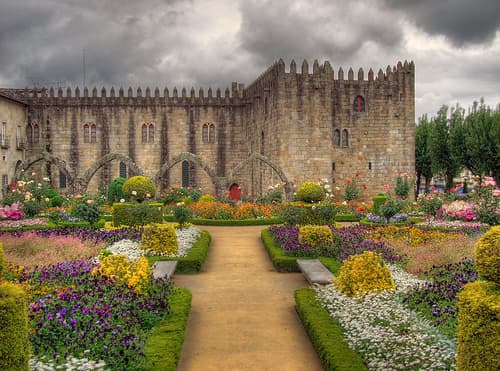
[{"left": 0, "top": 59, "right": 415, "bottom": 200}]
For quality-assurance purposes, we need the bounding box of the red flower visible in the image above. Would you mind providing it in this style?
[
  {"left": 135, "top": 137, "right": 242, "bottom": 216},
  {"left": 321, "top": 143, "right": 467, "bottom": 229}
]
[
  {"left": 346, "top": 179, "right": 351, "bottom": 185},
  {"left": 355, "top": 172, "right": 359, "bottom": 177},
  {"left": 362, "top": 184, "right": 367, "bottom": 190},
  {"left": 358, "top": 207, "right": 365, "bottom": 212}
]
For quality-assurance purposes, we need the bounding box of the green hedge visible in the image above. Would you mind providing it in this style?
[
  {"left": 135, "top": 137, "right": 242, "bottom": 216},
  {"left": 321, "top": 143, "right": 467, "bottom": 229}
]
[
  {"left": 142, "top": 287, "right": 192, "bottom": 371},
  {"left": 113, "top": 202, "right": 163, "bottom": 227},
  {"left": 359, "top": 219, "right": 418, "bottom": 227},
  {"left": 0, "top": 219, "right": 106, "bottom": 232},
  {"left": 261, "top": 229, "right": 340, "bottom": 274},
  {"left": 164, "top": 216, "right": 283, "bottom": 226},
  {"left": 0, "top": 282, "right": 30, "bottom": 371},
  {"left": 147, "top": 231, "right": 211, "bottom": 274},
  {"left": 295, "top": 288, "right": 367, "bottom": 371},
  {"left": 334, "top": 214, "right": 359, "bottom": 222}
]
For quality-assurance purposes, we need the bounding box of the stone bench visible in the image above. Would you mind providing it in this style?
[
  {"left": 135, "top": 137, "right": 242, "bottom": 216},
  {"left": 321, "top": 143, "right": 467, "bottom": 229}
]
[
  {"left": 297, "top": 259, "right": 334, "bottom": 285},
  {"left": 152, "top": 261, "right": 178, "bottom": 280}
]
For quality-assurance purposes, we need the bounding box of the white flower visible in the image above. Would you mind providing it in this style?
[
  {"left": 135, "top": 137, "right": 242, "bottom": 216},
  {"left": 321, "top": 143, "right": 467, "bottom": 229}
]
[
  {"left": 146, "top": 193, "right": 151, "bottom": 198},
  {"left": 120, "top": 198, "right": 125, "bottom": 203},
  {"left": 131, "top": 190, "right": 137, "bottom": 196},
  {"left": 31, "top": 172, "right": 36, "bottom": 176},
  {"left": 44, "top": 197, "right": 50, "bottom": 202},
  {"left": 43, "top": 177, "right": 50, "bottom": 182}
]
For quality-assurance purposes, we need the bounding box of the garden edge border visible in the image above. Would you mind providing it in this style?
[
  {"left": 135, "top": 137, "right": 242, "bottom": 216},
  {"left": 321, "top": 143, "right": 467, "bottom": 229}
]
[
  {"left": 295, "top": 288, "right": 367, "bottom": 371},
  {"left": 142, "top": 287, "right": 192, "bottom": 370}
]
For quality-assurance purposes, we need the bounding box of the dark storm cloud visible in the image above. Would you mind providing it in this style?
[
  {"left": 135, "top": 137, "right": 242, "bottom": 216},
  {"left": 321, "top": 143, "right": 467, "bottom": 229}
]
[
  {"left": 238, "top": 0, "right": 403, "bottom": 67},
  {"left": 384, "top": 0, "right": 500, "bottom": 46}
]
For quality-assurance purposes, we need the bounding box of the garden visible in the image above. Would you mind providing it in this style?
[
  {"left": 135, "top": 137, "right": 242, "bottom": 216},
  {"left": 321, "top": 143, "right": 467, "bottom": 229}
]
[{"left": 0, "top": 170, "right": 499, "bottom": 370}]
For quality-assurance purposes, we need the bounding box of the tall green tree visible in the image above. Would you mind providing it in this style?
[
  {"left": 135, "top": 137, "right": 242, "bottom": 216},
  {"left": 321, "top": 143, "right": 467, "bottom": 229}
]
[
  {"left": 461, "top": 100, "right": 500, "bottom": 185},
  {"left": 415, "top": 114, "right": 433, "bottom": 195},
  {"left": 429, "top": 106, "right": 461, "bottom": 191}
]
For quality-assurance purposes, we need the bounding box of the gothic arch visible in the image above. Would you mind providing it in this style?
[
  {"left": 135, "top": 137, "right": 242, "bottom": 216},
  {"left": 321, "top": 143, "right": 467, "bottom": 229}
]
[
  {"left": 14, "top": 152, "right": 73, "bottom": 184},
  {"left": 228, "top": 152, "right": 293, "bottom": 199},
  {"left": 78, "top": 153, "right": 143, "bottom": 191},
  {"left": 155, "top": 152, "right": 218, "bottom": 185}
]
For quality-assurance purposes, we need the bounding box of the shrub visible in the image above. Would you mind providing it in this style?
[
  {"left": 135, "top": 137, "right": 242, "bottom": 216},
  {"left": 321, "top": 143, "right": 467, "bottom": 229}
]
[
  {"left": 198, "top": 194, "right": 216, "bottom": 202},
  {"left": 187, "top": 201, "right": 233, "bottom": 219},
  {"left": 93, "top": 254, "right": 151, "bottom": 293},
  {"left": 334, "top": 251, "right": 395, "bottom": 297},
  {"left": 299, "top": 225, "right": 333, "bottom": 248},
  {"left": 122, "top": 176, "right": 156, "bottom": 202},
  {"left": 372, "top": 194, "right": 388, "bottom": 215},
  {"left": 74, "top": 202, "right": 102, "bottom": 226},
  {"left": 142, "top": 224, "right": 178, "bottom": 256},
  {"left": 107, "top": 177, "right": 127, "bottom": 204},
  {"left": 344, "top": 178, "right": 361, "bottom": 201},
  {"left": 22, "top": 200, "right": 40, "bottom": 218},
  {"left": 0, "top": 282, "right": 30, "bottom": 371},
  {"left": 420, "top": 194, "right": 443, "bottom": 216},
  {"left": 173, "top": 206, "right": 193, "bottom": 228},
  {"left": 379, "top": 197, "right": 405, "bottom": 223},
  {"left": 473, "top": 226, "right": 499, "bottom": 283},
  {"left": 295, "top": 182, "right": 325, "bottom": 203},
  {"left": 50, "top": 195, "right": 64, "bottom": 207},
  {"left": 281, "top": 203, "right": 337, "bottom": 225},
  {"left": 457, "top": 280, "right": 499, "bottom": 370},
  {"left": 395, "top": 175, "right": 411, "bottom": 199},
  {"left": 112, "top": 202, "right": 163, "bottom": 227}
]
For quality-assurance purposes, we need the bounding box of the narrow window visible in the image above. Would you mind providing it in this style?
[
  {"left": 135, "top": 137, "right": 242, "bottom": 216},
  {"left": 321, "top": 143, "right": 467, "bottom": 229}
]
[
  {"left": 16, "top": 126, "right": 22, "bottom": 149},
  {"left": 264, "top": 97, "right": 268, "bottom": 119},
  {"left": 333, "top": 129, "right": 340, "bottom": 146},
  {"left": 209, "top": 124, "right": 215, "bottom": 143},
  {"left": 182, "top": 160, "right": 190, "bottom": 188},
  {"left": 332, "top": 162, "right": 336, "bottom": 171},
  {"left": 90, "top": 124, "right": 97, "bottom": 143},
  {"left": 119, "top": 161, "right": 127, "bottom": 178},
  {"left": 148, "top": 123, "right": 155, "bottom": 142},
  {"left": 261, "top": 130, "right": 264, "bottom": 155},
  {"left": 142, "top": 124, "right": 148, "bottom": 144},
  {"left": 368, "top": 162, "right": 372, "bottom": 170},
  {"left": 2, "top": 174, "right": 8, "bottom": 186},
  {"left": 1, "top": 122, "right": 6, "bottom": 145},
  {"left": 341, "top": 129, "right": 349, "bottom": 147},
  {"left": 27, "top": 124, "right": 33, "bottom": 143},
  {"left": 353, "top": 95, "right": 365, "bottom": 112},
  {"left": 202, "top": 124, "right": 209, "bottom": 143},
  {"left": 33, "top": 124, "right": 40, "bottom": 143},
  {"left": 59, "top": 171, "right": 67, "bottom": 189},
  {"left": 83, "top": 124, "right": 90, "bottom": 143}
]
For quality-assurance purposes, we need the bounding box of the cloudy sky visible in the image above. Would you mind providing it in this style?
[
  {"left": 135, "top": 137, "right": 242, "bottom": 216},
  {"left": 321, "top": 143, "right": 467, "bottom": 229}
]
[{"left": 1, "top": 0, "right": 499, "bottom": 118}]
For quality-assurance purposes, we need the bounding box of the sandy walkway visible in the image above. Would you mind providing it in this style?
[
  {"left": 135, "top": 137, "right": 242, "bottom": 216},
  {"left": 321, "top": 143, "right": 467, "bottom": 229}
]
[{"left": 175, "top": 225, "right": 323, "bottom": 371}]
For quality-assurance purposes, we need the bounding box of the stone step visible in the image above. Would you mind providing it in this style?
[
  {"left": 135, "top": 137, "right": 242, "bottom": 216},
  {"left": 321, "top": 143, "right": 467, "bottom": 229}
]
[
  {"left": 152, "top": 260, "right": 178, "bottom": 279},
  {"left": 296, "top": 259, "right": 334, "bottom": 285}
]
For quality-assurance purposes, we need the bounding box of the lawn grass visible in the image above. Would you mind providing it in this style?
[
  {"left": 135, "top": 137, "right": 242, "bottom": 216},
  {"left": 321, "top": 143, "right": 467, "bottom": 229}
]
[{"left": 295, "top": 288, "right": 367, "bottom": 371}]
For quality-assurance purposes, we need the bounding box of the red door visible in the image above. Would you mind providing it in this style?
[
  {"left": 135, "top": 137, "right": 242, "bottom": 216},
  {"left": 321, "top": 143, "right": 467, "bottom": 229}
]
[{"left": 229, "top": 184, "right": 241, "bottom": 201}]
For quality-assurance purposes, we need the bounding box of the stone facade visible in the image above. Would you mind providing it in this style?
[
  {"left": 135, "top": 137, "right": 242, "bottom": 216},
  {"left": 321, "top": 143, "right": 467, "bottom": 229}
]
[
  {"left": 0, "top": 59, "right": 415, "bottom": 200},
  {"left": 0, "top": 93, "right": 27, "bottom": 192}
]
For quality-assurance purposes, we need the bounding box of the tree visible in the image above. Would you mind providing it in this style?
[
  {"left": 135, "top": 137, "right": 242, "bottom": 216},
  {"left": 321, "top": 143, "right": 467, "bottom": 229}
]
[
  {"left": 429, "top": 106, "right": 461, "bottom": 191},
  {"left": 415, "top": 115, "right": 433, "bottom": 195}
]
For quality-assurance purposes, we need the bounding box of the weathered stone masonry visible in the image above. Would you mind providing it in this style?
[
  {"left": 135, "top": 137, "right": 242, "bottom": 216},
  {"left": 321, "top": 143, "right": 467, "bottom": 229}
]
[{"left": 2, "top": 59, "right": 415, "bottom": 199}]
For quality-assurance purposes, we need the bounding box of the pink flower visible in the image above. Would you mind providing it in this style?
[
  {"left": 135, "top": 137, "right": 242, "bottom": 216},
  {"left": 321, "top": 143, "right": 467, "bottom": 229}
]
[
  {"left": 383, "top": 184, "right": 390, "bottom": 191},
  {"left": 493, "top": 189, "right": 500, "bottom": 197}
]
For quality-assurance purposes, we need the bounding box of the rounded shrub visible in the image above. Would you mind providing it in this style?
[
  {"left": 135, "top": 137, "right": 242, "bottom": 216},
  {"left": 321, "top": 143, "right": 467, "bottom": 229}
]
[
  {"left": 22, "top": 200, "right": 40, "bottom": 218},
  {"left": 108, "top": 177, "right": 127, "bottom": 204},
  {"left": 173, "top": 206, "right": 193, "bottom": 228},
  {"left": 372, "top": 194, "right": 388, "bottom": 215},
  {"left": 473, "top": 226, "right": 499, "bottom": 283},
  {"left": 334, "top": 251, "right": 395, "bottom": 297},
  {"left": 50, "top": 195, "right": 64, "bottom": 207},
  {"left": 295, "top": 182, "right": 325, "bottom": 203},
  {"left": 299, "top": 225, "right": 333, "bottom": 248},
  {"left": 122, "top": 176, "right": 156, "bottom": 202}
]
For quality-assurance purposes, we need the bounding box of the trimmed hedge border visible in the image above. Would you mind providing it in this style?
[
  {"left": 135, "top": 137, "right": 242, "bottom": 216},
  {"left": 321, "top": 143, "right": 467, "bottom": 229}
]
[
  {"left": 334, "top": 214, "right": 359, "bottom": 222},
  {"left": 164, "top": 215, "right": 283, "bottom": 226},
  {"left": 147, "top": 230, "right": 211, "bottom": 274},
  {"left": 0, "top": 219, "right": 105, "bottom": 232},
  {"left": 295, "top": 288, "right": 367, "bottom": 371},
  {"left": 261, "top": 229, "right": 340, "bottom": 274},
  {"left": 142, "top": 287, "right": 192, "bottom": 371},
  {"left": 359, "top": 219, "right": 418, "bottom": 227}
]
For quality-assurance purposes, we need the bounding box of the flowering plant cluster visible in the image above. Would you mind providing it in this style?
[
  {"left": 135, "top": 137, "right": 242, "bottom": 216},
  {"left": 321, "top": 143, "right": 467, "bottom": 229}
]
[
  {"left": 0, "top": 201, "right": 23, "bottom": 220},
  {"left": 343, "top": 173, "right": 366, "bottom": 202},
  {"left": 469, "top": 176, "right": 499, "bottom": 225},
  {"left": 394, "top": 173, "right": 412, "bottom": 199},
  {"left": 93, "top": 254, "right": 151, "bottom": 293},
  {"left": 185, "top": 201, "right": 279, "bottom": 220},
  {"left": 440, "top": 200, "right": 477, "bottom": 222}
]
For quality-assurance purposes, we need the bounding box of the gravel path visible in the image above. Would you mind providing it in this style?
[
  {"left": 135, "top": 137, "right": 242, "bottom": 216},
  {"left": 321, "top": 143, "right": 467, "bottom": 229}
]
[{"left": 175, "top": 225, "right": 323, "bottom": 371}]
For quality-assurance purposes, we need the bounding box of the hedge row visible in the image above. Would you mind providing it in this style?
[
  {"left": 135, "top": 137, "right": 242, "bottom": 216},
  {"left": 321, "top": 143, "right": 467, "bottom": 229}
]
[
  {"left": 260, "top": 229, "right": 340, "bottom": 274},
  {"left": 295, "top": 288, "right": 367, "bottom": 370},
  {"left": 164, "top": 216, "right": 283, "bottom": 226},
  {"left": 142, "top": 287, "right": 192, "bottom": 371},
  {"left": 147, "top": 231, "right": 211, "bottom": 274},
  {"left": 0, "top": 220, "right": 105, "bottom": 232}
]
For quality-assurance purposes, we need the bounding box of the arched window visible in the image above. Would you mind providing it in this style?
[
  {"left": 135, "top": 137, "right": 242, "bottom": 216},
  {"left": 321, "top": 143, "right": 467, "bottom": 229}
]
[
  {"left": 59, "top": 171, "right": 67, "bottom": 189},
  {"left": 209, "top": 124, "right": 215, "bottom": 143},
  {"left": 148, "top": 123, "right": 154, "bottom": 142},
  {"left": 90, "top": 124, "right": 97, "bottom": 143},
  {"left": 264, "top": 97, "right": 268, "bottom": 119},
  {"left": 333, "top": 129, "right": 340, "bottom": 146},
  {"left": 353, "top": 95, "right": 365, "bottom": 112},
  {"left": 202, "top": 124, "right": 208, "bottom": 143},
  {"left": 27, "top": 124, "right": 33, "bottom": 144},
  {"left": 83, "top": 124, "right": 90, "bottom": 143},
  {"left": 182, "top": 160, "right": 190, "bottom": 188},
  {"left": 341, "top": 129, "right": 349, "bottom": 147},
  {"left": 119, "top": 161, "right": 127, "bottom": 179},
  {"left": 33, "top": 124, "right": 40, "bottom": 143},
  {"left": 142, "top": 124, "right": 148, "bottom": 143}
]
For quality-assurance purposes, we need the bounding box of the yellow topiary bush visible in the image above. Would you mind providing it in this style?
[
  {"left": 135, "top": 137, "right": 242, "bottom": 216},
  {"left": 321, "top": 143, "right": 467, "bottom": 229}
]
[
  {"left": 295, "top": 181, "right": 326, "bottom": 203},
  {"left": 473, "top": 226, "right": 500, "bottom": 283},
  {"left": 456, "top": 280, "right": 500, "bottom": 370},
  {"left": 334, "top": 251, "right": 395, "bottom": 297},
  {"left": 122, "top": 175, "right": 157, "bottom": 202},
  {"left": 298, "top": 225, "right": 333, "bottom": 248},
  {"left": 93, "top": 254, "right": 151, "bottom": 293},
  {"left": 141, "top": 224, "right": 178, "bottom": 256},
  {"left": 0, "top": 281, "right": 30, "bottom": 370}
]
